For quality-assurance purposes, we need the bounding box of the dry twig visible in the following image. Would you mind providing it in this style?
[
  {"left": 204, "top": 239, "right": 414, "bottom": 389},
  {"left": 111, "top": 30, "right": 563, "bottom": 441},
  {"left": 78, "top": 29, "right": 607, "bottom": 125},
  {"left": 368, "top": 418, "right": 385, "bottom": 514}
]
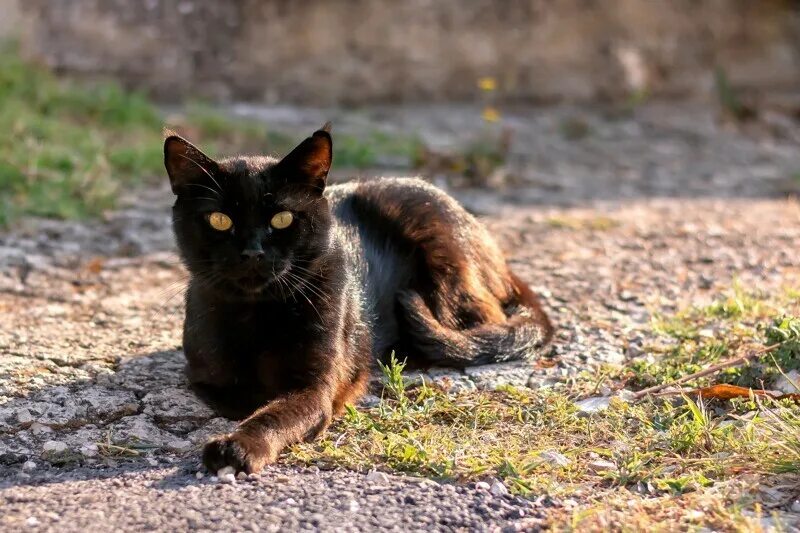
[{"left": 632, "top": 342, "right": 783, "bottom": 401}]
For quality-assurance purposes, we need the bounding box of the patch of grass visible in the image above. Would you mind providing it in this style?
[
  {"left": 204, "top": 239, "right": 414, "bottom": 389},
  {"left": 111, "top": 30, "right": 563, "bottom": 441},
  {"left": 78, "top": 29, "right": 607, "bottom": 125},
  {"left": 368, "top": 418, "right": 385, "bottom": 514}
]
[
  {"left": 288, "top": 356, "right": 800, "bottom": 501},
  {"left": 760, "top": 405, "right": 800, "bottom": 474},
  {"left": 0, "top": 43, "right": 168, "bottom": 225},
  {"left": 701, "top": 281, "right": 772, "bottom": 320},
  {"left": 0, "top": 45, "right": 422, "bottom": 226},
  {"left": 546, "top": 215, "right": 620, "bottom": 232},
  {"left": 0, "top": 45, "right": 276, "bottom": 226},
  {"left": 649, "top": 313, "right": 701, "bottom": 341},
  {"left": 632, "top": 283, "right": 800, "bottom": 389},
  {"left": 560, "top": 117, "right": 591, "bottom": 140},
  {"left": 284, "top": 297, "right": 800, "bottom": 527},
  {"left": 334, "top": 130, "right": 423, "bottom": 170}
]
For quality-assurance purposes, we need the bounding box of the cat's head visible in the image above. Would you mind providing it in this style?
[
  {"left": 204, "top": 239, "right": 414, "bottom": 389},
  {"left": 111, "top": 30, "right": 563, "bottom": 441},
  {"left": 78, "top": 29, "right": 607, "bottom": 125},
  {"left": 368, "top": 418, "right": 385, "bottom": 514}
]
[{"left": 164, "top": 124, "right": 333, "bottom": 300}]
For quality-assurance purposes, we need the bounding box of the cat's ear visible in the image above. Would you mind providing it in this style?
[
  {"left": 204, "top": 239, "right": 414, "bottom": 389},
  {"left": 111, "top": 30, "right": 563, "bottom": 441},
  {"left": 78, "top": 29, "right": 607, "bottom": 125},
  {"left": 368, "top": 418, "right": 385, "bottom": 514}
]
[
  {"left": 275, "top": 122, "right": 332, "bottom": 193},
  {"left": 163, "top": 131, "right": 219, "bottom": 195}
]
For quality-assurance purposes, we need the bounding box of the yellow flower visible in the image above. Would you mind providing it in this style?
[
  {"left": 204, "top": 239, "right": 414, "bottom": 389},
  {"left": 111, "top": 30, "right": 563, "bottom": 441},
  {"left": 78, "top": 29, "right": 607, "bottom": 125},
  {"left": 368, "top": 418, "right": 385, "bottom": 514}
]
[
  {"left": 477, "top": 77, "right": 497, "bottom": 92},
  {"left": 481, "top": 106, "right": 501, "bottom": 123}
]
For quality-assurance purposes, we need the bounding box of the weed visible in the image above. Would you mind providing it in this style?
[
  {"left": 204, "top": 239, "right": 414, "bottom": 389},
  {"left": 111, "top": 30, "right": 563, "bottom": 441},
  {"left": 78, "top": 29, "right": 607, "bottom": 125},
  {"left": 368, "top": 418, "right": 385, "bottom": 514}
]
[
  {"left": 546, "top": 215, "right": 620, "bottom": 231},
  {"left": 560, "top": 117, "right": 591, "bottom": 141},
  {"left": 714, "top": 67, "right": 756, "bottom": 122}
]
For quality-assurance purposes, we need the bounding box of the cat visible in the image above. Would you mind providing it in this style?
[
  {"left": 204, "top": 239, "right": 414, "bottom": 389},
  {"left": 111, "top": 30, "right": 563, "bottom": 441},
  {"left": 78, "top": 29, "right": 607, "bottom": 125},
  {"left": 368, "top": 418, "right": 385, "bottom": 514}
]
[{"left": 164, "top": 124, "right": 553, "bottom": 474}]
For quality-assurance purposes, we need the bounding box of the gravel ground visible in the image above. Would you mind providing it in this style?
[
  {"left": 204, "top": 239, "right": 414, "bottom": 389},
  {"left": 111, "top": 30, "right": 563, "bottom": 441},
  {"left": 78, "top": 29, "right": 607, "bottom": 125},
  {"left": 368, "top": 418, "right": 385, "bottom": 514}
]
[
  {"left": 1, "top": 103, "right": 799, "bottom": 531},
  {"left": 1, "top": 463, "right": 548, "bottom": 532}
]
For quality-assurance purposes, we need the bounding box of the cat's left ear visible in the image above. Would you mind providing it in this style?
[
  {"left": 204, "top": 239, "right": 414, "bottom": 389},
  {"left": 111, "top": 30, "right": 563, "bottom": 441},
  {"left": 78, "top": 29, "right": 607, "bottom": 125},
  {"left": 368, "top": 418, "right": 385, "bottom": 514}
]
[{"left": 275, "top": 122, "right": 332, "bottom": 193}]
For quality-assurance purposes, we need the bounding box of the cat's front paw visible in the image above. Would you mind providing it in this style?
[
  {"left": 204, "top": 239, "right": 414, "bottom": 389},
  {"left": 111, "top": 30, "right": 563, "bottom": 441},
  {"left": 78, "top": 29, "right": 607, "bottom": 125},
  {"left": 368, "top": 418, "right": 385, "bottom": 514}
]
[{"left": 202, "top": 433, "right": 273, "bottom": 474}]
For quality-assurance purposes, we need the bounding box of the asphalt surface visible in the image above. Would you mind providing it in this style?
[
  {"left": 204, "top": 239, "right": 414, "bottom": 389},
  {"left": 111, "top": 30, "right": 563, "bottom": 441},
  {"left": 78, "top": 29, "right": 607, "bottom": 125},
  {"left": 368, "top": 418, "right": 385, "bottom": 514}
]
[
  {"left": 2, "top": 103, "right": 800, "bottom": 531},
  {"left": 0, "top": 461, "right": 547, "bottom": 532}
]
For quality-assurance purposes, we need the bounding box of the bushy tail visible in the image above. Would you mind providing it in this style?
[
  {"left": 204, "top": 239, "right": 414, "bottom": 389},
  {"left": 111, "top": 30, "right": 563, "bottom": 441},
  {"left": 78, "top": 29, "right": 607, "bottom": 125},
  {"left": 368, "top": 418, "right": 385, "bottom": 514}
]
[{"left": 397, "top": 276, "right": 553, "bottom": 367}]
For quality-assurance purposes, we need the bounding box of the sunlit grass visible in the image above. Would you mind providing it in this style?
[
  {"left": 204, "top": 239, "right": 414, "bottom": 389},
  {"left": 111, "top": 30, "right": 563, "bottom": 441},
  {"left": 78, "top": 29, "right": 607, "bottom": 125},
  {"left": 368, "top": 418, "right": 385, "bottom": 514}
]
[{"left": 288, "top": 345, "right": 800, "bottom": 494}]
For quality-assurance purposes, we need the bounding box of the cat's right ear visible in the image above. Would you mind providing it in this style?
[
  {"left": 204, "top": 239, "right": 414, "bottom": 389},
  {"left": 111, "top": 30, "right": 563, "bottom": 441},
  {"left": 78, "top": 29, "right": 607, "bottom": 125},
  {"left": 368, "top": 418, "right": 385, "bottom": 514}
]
[{"left": 163, "top": 131, "right": 219, "bottom": 195}]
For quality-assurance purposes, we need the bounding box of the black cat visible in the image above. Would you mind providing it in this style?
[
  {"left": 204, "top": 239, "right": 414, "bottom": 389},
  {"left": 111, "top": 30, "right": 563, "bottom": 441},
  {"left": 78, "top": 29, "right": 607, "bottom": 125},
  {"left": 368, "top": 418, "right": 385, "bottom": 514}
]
[{"left": 164, "top": 124, "right": 553, "bottom": 473}]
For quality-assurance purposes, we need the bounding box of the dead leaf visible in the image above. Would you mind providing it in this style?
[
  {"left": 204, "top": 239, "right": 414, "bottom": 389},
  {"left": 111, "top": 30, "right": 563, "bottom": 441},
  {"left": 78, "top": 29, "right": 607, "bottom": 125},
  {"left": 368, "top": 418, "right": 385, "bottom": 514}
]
[
  {"left": 536, "top": 358, "right": 558, "bottom": 369},
  {"left": 85, "top": 257, "right": 105, "bottom": 275},
  {"left": 688, "top": 383, "right": 800, "bottom": 402}
]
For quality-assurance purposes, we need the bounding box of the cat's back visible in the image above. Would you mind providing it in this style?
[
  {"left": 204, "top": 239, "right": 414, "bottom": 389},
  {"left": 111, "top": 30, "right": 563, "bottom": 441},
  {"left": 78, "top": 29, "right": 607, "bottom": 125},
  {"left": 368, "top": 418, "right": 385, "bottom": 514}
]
[{"left": 325, "top": 177, "right": 474, "bottom": 230}]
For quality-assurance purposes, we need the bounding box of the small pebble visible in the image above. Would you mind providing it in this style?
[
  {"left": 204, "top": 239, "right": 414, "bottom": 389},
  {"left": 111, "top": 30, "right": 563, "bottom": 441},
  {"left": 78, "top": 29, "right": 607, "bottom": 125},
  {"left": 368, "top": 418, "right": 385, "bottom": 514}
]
[
  {"left": 80, "top": 443, "right": 99, "bottom": 458},
  {"left": 358, "top": 394, "right": 381, "bottom": 408},
  {"left": 615, "top": 389, "right": 636, "bottom": 402},
  {"left": 236, "top": 471, "right": 247, "bottom": 481},
  {"left": 217, "top": 466, "right": 236, "bottom": 478},
  {"left": 417, "top": 479, "right": 439, "bottom": 489},
  {"left": 365, "top": 470, "right": 390, "bottom": 484},
  {"left": 219, "top": 473, "right": 236, "bottom": 484},
  {"left": 538, "top": 450, "right": 571, "bottom": 467},
  {"left": 474, "top": 481, "right": 490, "bottom": 491},
  {"left": 16, "top": 409, "right": 34, "bottom": 425},
  {"left": 42, "top": 440, "right": 67, "bottom": 454},
  {"left": 22, "top": 460, "right": 37, "bottom": 472},
  {"left": 167, "top": 439, "right": 193, "bottom": 453},
  {"left": 26, "top": 517, "right": 39, "bottom": 526},
  {"left": 575, "top": 396, "right": 610, "bottom": 414},
  {"left": 247, "top": 473, "right": 260, "bottom": 481},
  {"left": 195, "top": 471, "right": 204, "bottom": 480},
  {"left": 490, "top": 481, "right": 509, "bottom": 497},
  {"left": 29, "top": 423, "right": 52, "bottom": 436},
  {"left": 588, "top": 460, "right": 617, "bottom": 472}
]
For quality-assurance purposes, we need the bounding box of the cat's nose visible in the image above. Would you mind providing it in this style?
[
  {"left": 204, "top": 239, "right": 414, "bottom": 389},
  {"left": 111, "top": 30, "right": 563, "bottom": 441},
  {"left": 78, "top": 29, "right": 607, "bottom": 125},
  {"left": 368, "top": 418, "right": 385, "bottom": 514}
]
[{"left": 240, "top": 249, "right": 265, "bottom": 262}]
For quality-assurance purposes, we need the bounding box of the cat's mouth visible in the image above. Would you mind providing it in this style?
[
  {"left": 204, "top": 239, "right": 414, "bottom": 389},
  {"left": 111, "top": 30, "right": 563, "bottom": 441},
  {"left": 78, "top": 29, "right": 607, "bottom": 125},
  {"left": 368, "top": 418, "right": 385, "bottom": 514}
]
[
  {"left": 236, "top": 274, "right": 270, "bottom": 291},
  {"left": 233, "top": 264, "right": 289, "bottom": 294}
]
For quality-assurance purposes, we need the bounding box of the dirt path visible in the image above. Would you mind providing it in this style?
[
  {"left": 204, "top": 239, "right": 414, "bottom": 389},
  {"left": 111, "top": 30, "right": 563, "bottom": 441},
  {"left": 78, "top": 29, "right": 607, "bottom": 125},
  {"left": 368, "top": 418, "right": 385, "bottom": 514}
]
[{"left": 1, "top": 104, "right": 799, "bottom": 531}]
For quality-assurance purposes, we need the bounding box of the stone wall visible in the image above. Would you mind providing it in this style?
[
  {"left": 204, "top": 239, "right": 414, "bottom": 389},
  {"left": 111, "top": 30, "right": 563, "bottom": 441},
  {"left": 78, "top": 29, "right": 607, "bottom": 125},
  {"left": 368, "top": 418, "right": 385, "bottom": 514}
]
[{"left": 4, "top": 0, "right": 800, "bottom": 104}]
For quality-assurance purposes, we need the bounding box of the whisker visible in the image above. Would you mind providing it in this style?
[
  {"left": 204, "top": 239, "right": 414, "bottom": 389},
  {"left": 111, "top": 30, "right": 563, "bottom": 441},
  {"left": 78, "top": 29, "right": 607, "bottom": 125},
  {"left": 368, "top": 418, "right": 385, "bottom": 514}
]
[
  {"left": 184, "top": 196, "right": 220, "bottom": 203},
  {"left": 176, "top": 153, "right": 225, "bottom": 194},
  {"left": 184, "top": 183, "right": 222, "bottom": 198},
  {"left": 284, "top": 271, "right": 330, "bottom": 303},
  {"left": 285, "top": 275, "right": 323, "bottom": 323}
]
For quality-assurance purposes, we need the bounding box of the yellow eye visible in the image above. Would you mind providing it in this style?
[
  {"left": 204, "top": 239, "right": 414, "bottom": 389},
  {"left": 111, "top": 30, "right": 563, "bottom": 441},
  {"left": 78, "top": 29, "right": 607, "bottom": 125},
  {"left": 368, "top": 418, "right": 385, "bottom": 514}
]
[
  {"left": 207, "top": 212, "right": 233, "bottom": 231},
  {"left": 270, "top": 211, "right": 293, "bottom": 229}
]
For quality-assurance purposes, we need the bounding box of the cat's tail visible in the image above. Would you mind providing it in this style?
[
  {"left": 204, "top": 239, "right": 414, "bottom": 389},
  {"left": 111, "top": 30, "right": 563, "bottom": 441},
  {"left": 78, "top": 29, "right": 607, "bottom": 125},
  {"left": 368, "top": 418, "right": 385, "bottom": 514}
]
[{"left": 396, "top": 275, "right": 553, "bottom": 367}]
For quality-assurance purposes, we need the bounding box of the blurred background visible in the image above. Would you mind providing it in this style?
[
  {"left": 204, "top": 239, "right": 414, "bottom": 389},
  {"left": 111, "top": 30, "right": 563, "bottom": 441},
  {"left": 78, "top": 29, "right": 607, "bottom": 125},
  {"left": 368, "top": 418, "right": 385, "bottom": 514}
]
[{"left": 1, "top": 0, "right": 800, "bottom": 225}]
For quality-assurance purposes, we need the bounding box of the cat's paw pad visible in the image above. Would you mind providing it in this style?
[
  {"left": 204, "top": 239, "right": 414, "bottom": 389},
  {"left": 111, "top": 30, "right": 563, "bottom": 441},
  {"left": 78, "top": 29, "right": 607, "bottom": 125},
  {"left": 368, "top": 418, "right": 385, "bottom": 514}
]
[{"left": 202, "top": 434, "right": 268, "bottom": 474}]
